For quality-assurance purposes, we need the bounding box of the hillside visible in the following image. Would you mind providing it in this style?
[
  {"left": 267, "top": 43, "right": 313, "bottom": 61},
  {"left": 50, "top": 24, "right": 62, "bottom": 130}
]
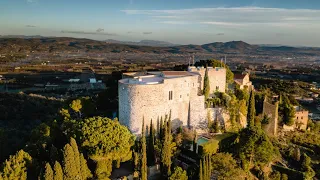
[
  {"left": 105, "top": 39, "right": 179, "bottom": 47},
  {"left": 1, "top": 37, "right": 320, "bottom": 56}
]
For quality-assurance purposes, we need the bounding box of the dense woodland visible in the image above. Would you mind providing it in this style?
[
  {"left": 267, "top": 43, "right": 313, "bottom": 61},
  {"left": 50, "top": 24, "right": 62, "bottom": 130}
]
[{"left": 0, "top": 60, "right": 319, "bottom": 180}]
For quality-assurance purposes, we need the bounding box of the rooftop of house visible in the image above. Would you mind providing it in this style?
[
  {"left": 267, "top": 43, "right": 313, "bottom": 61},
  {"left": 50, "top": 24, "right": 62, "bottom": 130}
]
[
  {"left": 119, "top": 70, "right": 198, "bottom": 85},
  {"left": 234, "top": 74, "right": 247, "bottom": 80}
]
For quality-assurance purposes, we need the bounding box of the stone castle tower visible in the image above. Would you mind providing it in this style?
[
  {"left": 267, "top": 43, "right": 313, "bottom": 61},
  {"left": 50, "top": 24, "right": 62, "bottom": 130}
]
[{"left": 118, "top": 67, "right": 227, "bottom": 134}]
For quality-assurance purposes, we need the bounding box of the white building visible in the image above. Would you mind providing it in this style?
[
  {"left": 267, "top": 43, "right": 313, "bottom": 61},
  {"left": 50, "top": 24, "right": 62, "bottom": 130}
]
[{"left": 118, "top": 67, "right": 228, "bottom": 134}]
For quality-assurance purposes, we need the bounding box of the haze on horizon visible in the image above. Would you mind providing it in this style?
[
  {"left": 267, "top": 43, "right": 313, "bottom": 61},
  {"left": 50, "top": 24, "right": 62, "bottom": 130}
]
[{"left": 1, "top": 0, "right": 320, "bottom": 47}]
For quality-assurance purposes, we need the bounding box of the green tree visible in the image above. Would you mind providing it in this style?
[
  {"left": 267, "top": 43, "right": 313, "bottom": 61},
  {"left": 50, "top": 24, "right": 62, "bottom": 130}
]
[
  {"left": 279, "top": 94, "right": 296, "bottom": 126},
  {"left": 66, "top": 117, "right": 135, "bottom": 164},
  {"left": 147, "top": 119, "right": 155, "bottom": 166},
  {"left": 95, "top": 160, "right": 112, "bottom": 180},
  {"left": 0, "top": 150, "right": 32, "bottom": 180},
  {"left": 247, "top": 90, "right": 256, "bottom": 127},
  {"left": 44, "top": 163, "right": 54, "bottom": 180},
  {"left": 69, "top": 99, "right": 82, "bottom": 117},
  {"left": 169, "top": 167, "right": 188, "bottom": 180},
  {"left": 199, "top": 159, "right": 203, "bottom": 180},
  {"left": 140, "top": 120, "right": 147, "bottom": 180},
  {"left": 80, "top": 153, "right": 92, "bottom": 180},
  {"left": 161, "top": 118, "right": 173, "bottom": 177},
  {"left": 53, "top": 161, "right": 63, "bottom": 180},
  {"left": 211, "top": 153, "right": 246, "bottom": 180},
  {"left": 70, "top": 138, "right": 81, "bottom": 176},
  {"left": 281, "top": 174, "right": 288, "bottom": 180},
  {"left": 238, "top": 127, "right": 279, "bottom": 171},
  {"left": 301, "top": 153, "right": 315, "bottom": 180},
  {"left": 63, "top": 144, "right": 79, "bottom": 180},
  {"left": 203, "top": 68, "right": 210, "bottom": 99}
]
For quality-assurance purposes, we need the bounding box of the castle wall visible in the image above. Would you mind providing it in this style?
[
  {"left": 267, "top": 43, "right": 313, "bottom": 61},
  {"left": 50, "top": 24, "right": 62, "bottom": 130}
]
[
  {"left": 189, "top": 67, "right": 226, "bottom": 94},
  {"left": 119, "top": 75, "right": 200, "bottom": 134}
]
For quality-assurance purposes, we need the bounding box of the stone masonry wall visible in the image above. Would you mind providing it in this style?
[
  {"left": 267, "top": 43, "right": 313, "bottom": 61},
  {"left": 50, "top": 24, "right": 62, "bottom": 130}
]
[
  {"left": 119, "top": 75, "right": 200, "bottom": 134},
  {"left": 263, "top": 100, "right": 279, "bottom": 136},
  {"left": 189, "top": 68, "right": 226, "bottom": 95}
]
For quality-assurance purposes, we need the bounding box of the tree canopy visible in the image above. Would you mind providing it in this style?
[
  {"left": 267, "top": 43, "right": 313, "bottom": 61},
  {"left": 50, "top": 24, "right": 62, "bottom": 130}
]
[{"left": 66, "top": 116, "right": 135, "bottom": 162}]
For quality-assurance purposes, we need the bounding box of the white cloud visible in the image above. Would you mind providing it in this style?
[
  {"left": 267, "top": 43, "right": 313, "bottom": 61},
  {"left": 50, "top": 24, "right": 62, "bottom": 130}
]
[
  {"left": 121, "top": 7, "right": 320, "bottom": 28},
  {"left": 161, "top": 21, "right": 189, "bottom": 25},
  {"left": 200, "top": 21, "right": 244, "bottom": 26},
  {"left": 27, "top": 0, "right": 37, "bottom": 3}
]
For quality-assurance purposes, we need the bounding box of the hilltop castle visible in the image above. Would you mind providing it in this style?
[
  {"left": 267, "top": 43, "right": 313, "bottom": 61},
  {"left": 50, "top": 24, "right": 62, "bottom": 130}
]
[{"left": 118, "top": 66, "right": 227, "bottom": 134}]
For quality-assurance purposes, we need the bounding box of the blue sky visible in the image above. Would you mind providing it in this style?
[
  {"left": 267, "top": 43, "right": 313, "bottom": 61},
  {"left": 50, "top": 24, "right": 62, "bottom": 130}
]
[{"left": 1, "top": 0, "right": 320, "bottom": 46}]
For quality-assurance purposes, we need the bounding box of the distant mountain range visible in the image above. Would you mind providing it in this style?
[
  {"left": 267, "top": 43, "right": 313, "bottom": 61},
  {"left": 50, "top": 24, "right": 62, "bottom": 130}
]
[
  {"left": 0, "top": 36, "right": 319, "bottom": 56},
  {"left": 105, "top": 39, "right": 180, "bottom": 47}
]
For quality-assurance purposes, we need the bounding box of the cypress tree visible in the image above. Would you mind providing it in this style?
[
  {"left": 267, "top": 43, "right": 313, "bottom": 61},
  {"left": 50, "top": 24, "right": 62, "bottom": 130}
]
[
  {"left": 161, "top": 119, "right": 172, "bottom": 177},
  {"left": 193, "top": 131, "right": 198, "bottom": 152},
  {"left": 44, "top": 163, "right": 54, "bottom": 180},
  {"left": 247, "top": 90, "right": 256, "bottom": 128},
  {"left": 53, "top": 161, "right": 63, "bottom": 180},
  {"left": 159, "top": 116, "right": 163, "bottom": 139},
  {"left": 141, "top": 119, "right": 147, "bottom": 180},
  {"left": 199, "top": 159, "right": 203, "bottom": 180},
  {"left": 70, "top": 138, "right": 81, "bottom": 175},
  {"left": 80, "top": 153, "right": 92, "bottom": 179},
  {"left": 148, "top": 119, "right": 155, "bottom": 166},
  {"left": 203, "top": 158, "right": 207, "bottom": 180},
  {"left": 203, "top": 68, "right": 210, "bottom": 100},
  {"left": 62, "top": 144, "right": 79, "bottom": 180},
  {"left": 168, "top": 110, "right": 172, "bottom": 136},
  {"left": 206, "top": 155, "right": 210, "bottom": 180}
]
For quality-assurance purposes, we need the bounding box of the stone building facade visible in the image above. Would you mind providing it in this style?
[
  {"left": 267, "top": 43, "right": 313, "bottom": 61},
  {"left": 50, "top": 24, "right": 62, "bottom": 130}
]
[
  {"left": 262, "top": 98, "right": 279, "bottom": 136},
  {"left": 118, "top": 67, "right": 227, "bottom": 134},
  {"left": 188, "top": 66, "right": 226, "bottom": 96},
  {"left": 283, "top": 106, "right": 309, "bottom": 131},
  {"left": 234, "top": 73, "right": 254, "bottom": 91}
]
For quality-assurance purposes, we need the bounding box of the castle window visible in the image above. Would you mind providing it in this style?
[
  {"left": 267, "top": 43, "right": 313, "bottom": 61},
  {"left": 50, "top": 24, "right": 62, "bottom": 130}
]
[
  {"left": 169, "top": 91, "right": 173, "bottom": 100},
  {"left": 301, "top": 116, "right": 303, "bottom": 120},
  {"left": 180, "top": 95, "right": 182, "bottom": 98},
  {"left": 216, "top": 86, "right": 219, "bottom": 91},
  {"left": 193, "top": 83, "right": 194, "bottom": 87},
  {"left": 187, "top": 93, "right": 189, "bottom": 97},
  {"left": 297, "top": 117, "right": 299, "bottom": 119}
]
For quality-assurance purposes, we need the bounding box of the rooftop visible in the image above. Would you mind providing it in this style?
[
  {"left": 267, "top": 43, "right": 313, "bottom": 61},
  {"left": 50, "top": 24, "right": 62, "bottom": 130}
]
[{"left": 234, "top": 74, "right": 247, "bottom": 79}]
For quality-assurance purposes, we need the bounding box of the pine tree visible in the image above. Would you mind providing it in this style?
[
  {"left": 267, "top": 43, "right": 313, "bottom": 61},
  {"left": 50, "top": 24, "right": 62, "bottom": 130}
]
[
  {"left": 247, "top": 90, "right": 256, "bottom": 128},
  {"left": 141, "top": 119, "right": 147, "bottom": 180},
  {"left": 44, "top": 163, "right": 54, "bottom": 180},
  {"left": 0, "top": 150, "right": 32, "bottom": 180},
  {"left": 62, "top": 144, "right": 79, "bottom": 180},
  {"left": 53, "top": 161, "right": 63, "bottom": 180},
  {"left": 148, "top": 119, "right": 155, "bottom": 166},
  {"left": 199, "top": 159, "right": 203, "bottom": 180},
  {"left": 203, "top": 68, "right": 210, "bottom": 99}
]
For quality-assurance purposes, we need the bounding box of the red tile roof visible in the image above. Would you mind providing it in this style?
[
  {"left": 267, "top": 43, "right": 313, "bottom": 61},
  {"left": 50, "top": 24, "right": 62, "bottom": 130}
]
[
  {"left": 162, "top": 71, "right": 194, "bottom": 77},
  {"left": 234, "top": 74, "right": 247, "bottom": 80}
]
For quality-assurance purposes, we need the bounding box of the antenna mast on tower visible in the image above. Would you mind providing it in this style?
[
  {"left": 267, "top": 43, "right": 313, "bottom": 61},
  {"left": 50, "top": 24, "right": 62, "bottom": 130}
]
[{"left": 192, "top": 54, "right": 195, "bottom": 65}]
